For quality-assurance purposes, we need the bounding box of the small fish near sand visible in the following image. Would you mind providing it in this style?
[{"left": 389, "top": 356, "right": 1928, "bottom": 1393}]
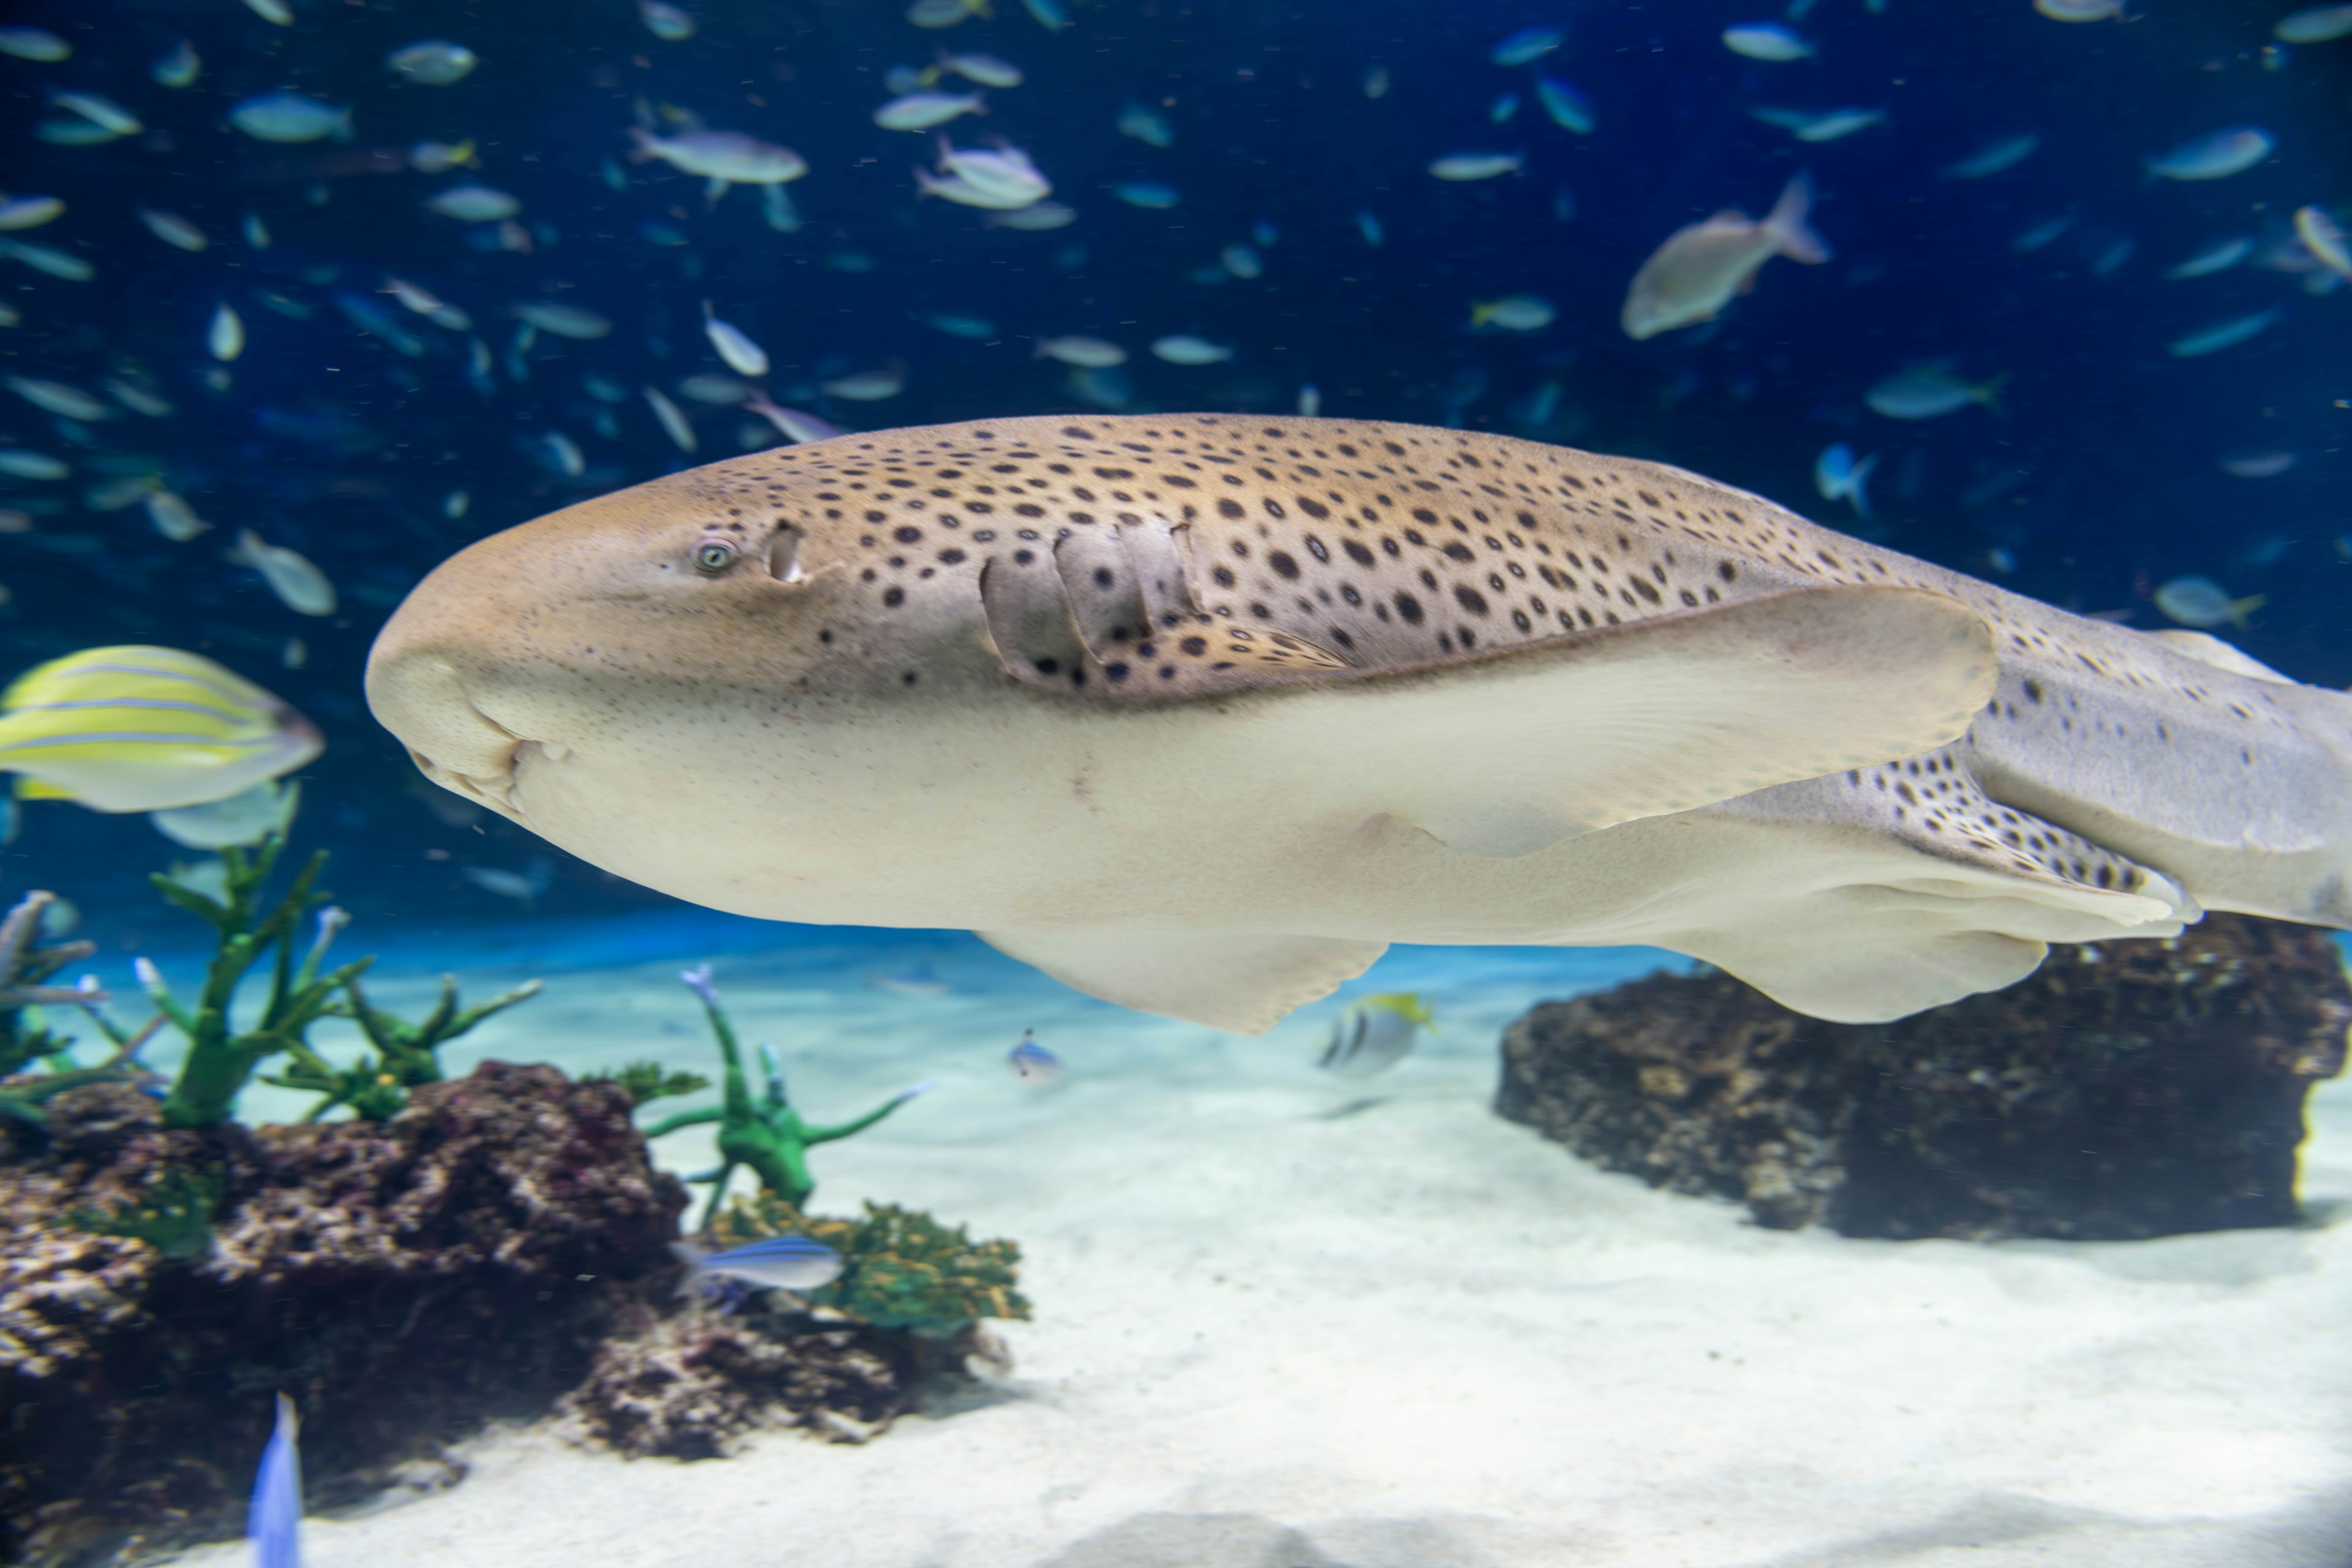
[
  {"left": 1620, "top": 174, "right": 1828, "bottom": 339},
  {"left": 247, "top": 1393, "right": 303, "bottom": 1568},
  {"left": 1007, "top": 1029, "right": 1061, "bottom": 1084},
  {"left": 672, "top": 1234, "right": 845, "bottom": 1297},
  {"left": 1317, "top": 993, "right": 1436, "bottom": 1079}
]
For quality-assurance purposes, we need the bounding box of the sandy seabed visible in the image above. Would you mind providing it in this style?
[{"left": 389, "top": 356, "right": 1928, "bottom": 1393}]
[{"left": 164, "top": 929, "right": 2352, "bottom": 1568}]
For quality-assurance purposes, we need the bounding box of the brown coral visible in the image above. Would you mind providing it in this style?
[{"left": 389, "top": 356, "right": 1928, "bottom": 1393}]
[
  {"left": 1497, "top": 914, "right": 2351, "bottom": 1239},
  {"left": 0, "top": 1061, "right": 685, "bottom": 1567},
  {"left": 559, "top": 1293, "right": 915, "bottom": 1460}
]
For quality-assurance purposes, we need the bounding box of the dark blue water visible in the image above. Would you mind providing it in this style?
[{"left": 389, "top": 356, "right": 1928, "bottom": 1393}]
[{"left": 2, "top": 0, "right": 2343, "bottom": 928}]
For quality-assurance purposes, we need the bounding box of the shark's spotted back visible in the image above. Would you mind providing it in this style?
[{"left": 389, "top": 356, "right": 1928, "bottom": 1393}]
[{"left": 371, "top": 415, "right": 2352, "bottom": 1031}]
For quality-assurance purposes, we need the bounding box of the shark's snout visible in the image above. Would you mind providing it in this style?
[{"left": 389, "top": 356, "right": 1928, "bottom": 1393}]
[{"left": 365, "top": 642, "right": 528, "bottom": 814}]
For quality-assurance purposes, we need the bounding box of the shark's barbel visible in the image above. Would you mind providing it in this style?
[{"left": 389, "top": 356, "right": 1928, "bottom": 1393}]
[{"left": 367, "top": 415, "right": 2352, "bottom": 1031}]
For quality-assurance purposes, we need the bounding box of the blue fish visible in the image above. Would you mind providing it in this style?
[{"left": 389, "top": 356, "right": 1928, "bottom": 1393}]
[
  {"left": 1110, "top": 180, "right": 1180, "bottom": 209},
  {"left": 1814, "top": 443, "right": 1879, "bottom": 519},
  {"left": 248, "top": 1393, "right": 301, "bottom": 1568},
  {"left": 671, "top": 1234, "right": 845, "bottom": 1296},
  {"left": 1008, "top": 1028, "right": 1061, "bottom": 1084},
  {"left": 1492, "top": 26, "right": 1563, "bottom": 66}
]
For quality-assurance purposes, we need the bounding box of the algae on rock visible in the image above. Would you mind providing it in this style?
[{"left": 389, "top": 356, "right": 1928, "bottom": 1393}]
[
  {"left": 715, "top": 1192, "right": 1031, "bottom": 1338},
  {"left": 642, "top": 965, "right": 928, "bottom": 1225}
]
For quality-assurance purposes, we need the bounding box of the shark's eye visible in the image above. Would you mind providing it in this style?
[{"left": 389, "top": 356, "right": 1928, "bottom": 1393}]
[{"left": 692, "top": 539, "right": 739, "bottom": 575}]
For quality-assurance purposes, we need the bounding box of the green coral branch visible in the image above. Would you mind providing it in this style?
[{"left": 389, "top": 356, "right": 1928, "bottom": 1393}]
[
  {"left": 586, "top": 1061, "right": 712, "bottom": 1108},
  {"left": 265, "top": 968, "right": 543, "bottom": 1128},
  {"left": 646, "top": 965, "right": 928, "bottom": 1228},
  {"left": 265, "top": 970, "right": 544, "bottom": 1121},
  {"left": 145, "top": 834, "right": 376, "bottom": 1128}
]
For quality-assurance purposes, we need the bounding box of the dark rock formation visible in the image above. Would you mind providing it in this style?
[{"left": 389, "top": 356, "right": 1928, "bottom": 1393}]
[
  {"left": 1496, "top": 914, "right": 2350, "bottom": 1239},
  {"left": 1, "top": 1062, "right": 686, "bottom": 1567},
  {"left": 557, "top": 1295, "right": 938, "bottom": 1460}
]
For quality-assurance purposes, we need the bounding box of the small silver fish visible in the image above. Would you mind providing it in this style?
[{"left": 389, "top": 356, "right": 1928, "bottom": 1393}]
[
  {"left": 1035, "top": 334, "right": 1126, "bottom": 368},
  {"left": 2167, "top": 307, "right": 2282, "bottom": 358},
  {"left": 672, "top": 1235, "right": 843, "bottom": 1296},
  {"left": 230, "top": 91, "right": 353, "bottom": 145},
  {"left": 2144, "top": 126, "right": 2274, "bottom": 182},
  {"left": 5, "top": 376, "right": 108, "bottom": 420},
  {"left": 744, "top": 391, "right": 842, "bottom": 445},
  {"left": 0, "top": 197, "right": 65, "bottom": 232},
  {"left": 461, "top": 861, "right": 552, "bottom": 902},
  {"left": 138, "top": 209, "right": 209, "bottom": 252},
  {"left": 514, "top": 301, "right": 611, "bottom": 339},
  {"left": 228, "top": 529, "right": 336, "bottom": 616},
  {"left": 641, "top": 386, "right": 694, "bottom": 453},
  {"left": 1150, "top": 334, "right": 1233, "bottom": 364},
  {"left": 386, "top": 40, "right": 478, "bottom": 85},
  {"left": 153, "top": 39, "right": 200, "bottom": 89},
  {"left": 1620, "top": 173, "right": 1828, "bottom": 339},
  {"left": 1940, "top": 132, "right": 2040, "bottom": 180},
  {"left": 426, "top": 184, "right": 519, "bottom": 222},
  {"left": 0, "top": 27, "right": 70, "bottom": 62},
  {"left": 1428, "top": 152, "right": 1521, "bottom": 182},
  {"left": 702, "top": 305, "right": 769, "bottom": 376},
  {"left": 875, "top": 91, "right": 986, "bottom": 131},
  {"left": 50, "top": 91, "right": 141, "bottom": 137}
]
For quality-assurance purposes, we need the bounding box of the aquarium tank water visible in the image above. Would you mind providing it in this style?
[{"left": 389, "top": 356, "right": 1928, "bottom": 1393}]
[{"left": 1, "top": 1, "right": 2349, "bottom": 1564}]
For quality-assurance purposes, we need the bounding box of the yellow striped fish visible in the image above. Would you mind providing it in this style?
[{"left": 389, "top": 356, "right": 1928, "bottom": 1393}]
[{"left": 0, "top": 646, "right": 322, "bottom": 812}]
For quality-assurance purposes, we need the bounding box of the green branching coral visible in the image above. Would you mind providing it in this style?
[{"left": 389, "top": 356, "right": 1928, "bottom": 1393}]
[
  {"left": 715, "top": 1193, "right": 1031, "bottom": 1338},
  {"left": 65, "top": 1166, "right": 224, "bottom": 1259},
  {"left": 643, "top": 965, "right": 930, "bottom": 1227},
  {"left": 586, "top": 1060, "right": 712, "bottom": 1107},
  {"left": 0, "top": 889, "right": 157, "bottom": 1129},
  {"left": 141, "top": 832, "right": 372, "bottom": 1128},
  {"left": 266, "top": 968, "right": 543, "bottom": 1121}
]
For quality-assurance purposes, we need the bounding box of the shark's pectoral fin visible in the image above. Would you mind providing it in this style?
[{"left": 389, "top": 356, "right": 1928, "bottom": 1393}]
[
  {"left": 976, "top": 927, "right": 1387, "bottom": 1034},
  {"left": 1232, "top": 584, "right": 1999, "bottom": 858}
]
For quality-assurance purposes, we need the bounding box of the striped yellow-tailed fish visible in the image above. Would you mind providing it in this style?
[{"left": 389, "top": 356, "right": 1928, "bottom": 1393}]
[{"left": 0, "top": 646, "right": 322, "bottom": 812}]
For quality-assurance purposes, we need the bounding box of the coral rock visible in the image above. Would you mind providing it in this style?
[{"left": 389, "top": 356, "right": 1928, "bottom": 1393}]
[
  {"left": 0, "top": 1061, "right": 685, "bottom": 1566},
  {"left": 560, "top": 1295, "right": 916, "bottom": 1460},
  {"left": 1496, "top": 914, "right": 2351, "bottom": 1239}
]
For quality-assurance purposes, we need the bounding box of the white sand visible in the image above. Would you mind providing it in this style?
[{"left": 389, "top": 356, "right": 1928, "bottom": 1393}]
[{"left": 168, "top": 930, "right": 2352, "bottom": 1568}]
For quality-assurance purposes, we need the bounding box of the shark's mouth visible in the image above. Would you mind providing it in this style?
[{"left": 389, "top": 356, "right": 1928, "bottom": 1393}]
[{"left": 367, "top": 650, "right": 530, "bottom": 821}]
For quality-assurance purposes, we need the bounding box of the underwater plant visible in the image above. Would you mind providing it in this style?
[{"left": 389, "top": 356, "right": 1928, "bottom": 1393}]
[
  {"left": 642, "top": 965, "right": 929, "bottom": 1226},
  {"left": 141, "top": 831, "right": 373, "bottom": 1128},
  {"left": 714, "top": 1192, "right": 1031, "bottom": 1338},
  {"left": 64, "top": 1164, "right": 224, "bottom": 1259},
  {"left": 265, "top": 964, "right": 543, "bottom": 1121},
  {"left": 586, "top": 1059, "right": 712, "bottom": 1107},
  {"left": 0, "top": 889, "right": 157, "bottom": 1128}
]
